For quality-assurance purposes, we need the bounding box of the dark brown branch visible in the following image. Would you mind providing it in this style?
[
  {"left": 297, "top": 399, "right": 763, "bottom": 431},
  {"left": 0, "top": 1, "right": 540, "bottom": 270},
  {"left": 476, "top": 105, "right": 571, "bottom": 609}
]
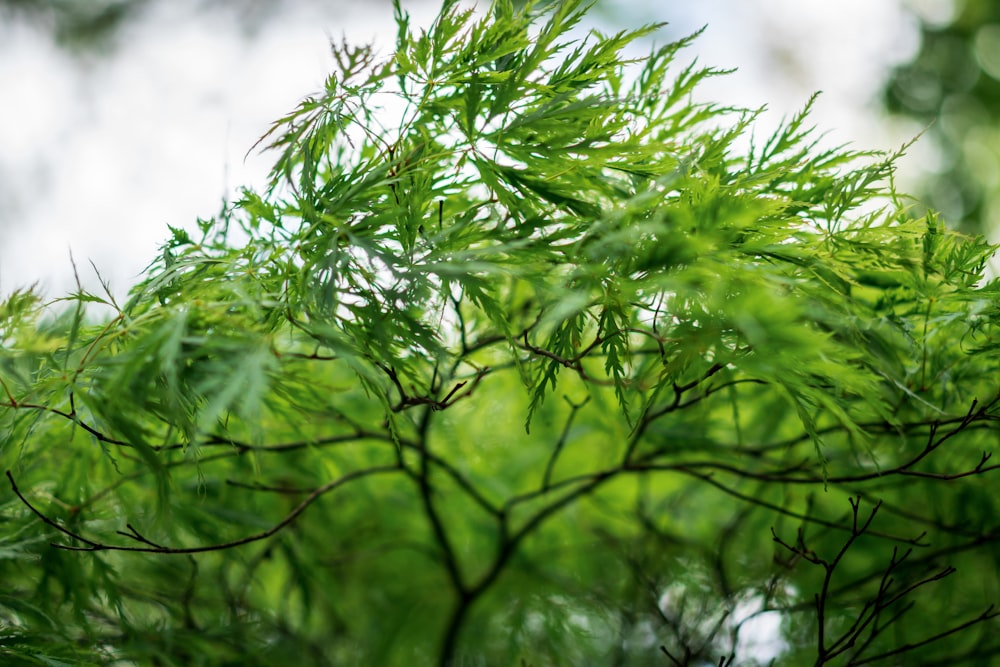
[
  {"left": 541, "top": 395, "right": 590, "bottom": 490},
  {"left": 77, "top": 429, "right": 501, "bottom": 520},
  {"left": 851, "top": 606, "right": 1000, "bottom": 665},
  {"left": 629, "top": 400, "right": 1000, "bottom": 486},
  {"left": 7, "top": 466, "right": 400, "bottom": 554},
  {"left": 378, "top": 362, "right": 490, "bottom": 412}
]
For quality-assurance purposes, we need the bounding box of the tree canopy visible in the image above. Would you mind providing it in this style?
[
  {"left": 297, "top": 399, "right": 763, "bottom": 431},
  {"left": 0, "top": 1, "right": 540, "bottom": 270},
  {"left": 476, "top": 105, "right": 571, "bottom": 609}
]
[{"left": 3, "top": 1, "right": 1000, "bottom": 665}]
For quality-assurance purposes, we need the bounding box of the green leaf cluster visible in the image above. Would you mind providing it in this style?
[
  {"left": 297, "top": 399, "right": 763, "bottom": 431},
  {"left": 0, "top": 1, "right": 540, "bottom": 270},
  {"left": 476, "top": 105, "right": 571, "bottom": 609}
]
[{"left": 3, "top": 1, "right": 1000, "bottom": 665}]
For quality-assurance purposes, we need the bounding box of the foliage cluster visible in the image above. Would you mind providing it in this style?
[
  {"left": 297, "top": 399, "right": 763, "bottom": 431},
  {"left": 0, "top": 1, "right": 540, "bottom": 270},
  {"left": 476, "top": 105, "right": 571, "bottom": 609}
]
[{"left": 3, "top": 1, "right": 1000, "bottom": 665}]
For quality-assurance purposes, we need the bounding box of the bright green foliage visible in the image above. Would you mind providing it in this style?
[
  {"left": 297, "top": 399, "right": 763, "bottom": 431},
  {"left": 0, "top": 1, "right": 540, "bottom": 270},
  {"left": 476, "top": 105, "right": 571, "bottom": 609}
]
[{"left": 4, "top": 1, "right": 1000, "bottom": 665}]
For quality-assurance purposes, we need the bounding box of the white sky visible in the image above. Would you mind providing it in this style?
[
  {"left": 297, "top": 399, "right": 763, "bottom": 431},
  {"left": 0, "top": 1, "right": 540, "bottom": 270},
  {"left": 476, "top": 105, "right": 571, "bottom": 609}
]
[{"left": 0, "top": 0, "right": 947, "bottom": 300}]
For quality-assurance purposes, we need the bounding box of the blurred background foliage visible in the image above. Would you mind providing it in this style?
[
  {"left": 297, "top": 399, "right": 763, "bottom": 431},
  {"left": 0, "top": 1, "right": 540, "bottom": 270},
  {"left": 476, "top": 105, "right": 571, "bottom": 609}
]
[
  {"left": 0, "top": 0, "right": 331, "bottom": 50},
  {"left": 885, "top": 0, "right": 1000, "bottom": 234},
  {"left": 0, "top": 0, "right": 137, "bottom": 49}
]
